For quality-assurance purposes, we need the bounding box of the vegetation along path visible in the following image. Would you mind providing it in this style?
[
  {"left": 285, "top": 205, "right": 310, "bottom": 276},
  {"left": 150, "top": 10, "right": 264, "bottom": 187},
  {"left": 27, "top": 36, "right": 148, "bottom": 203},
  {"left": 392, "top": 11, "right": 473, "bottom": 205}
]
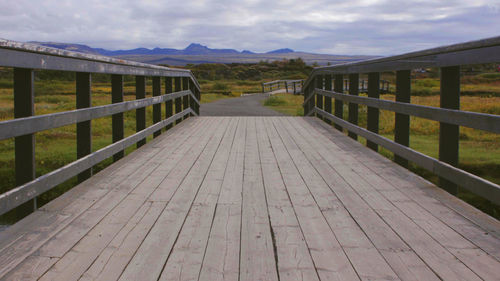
[{"left": 201, "top": 93, "right": 285, "bottom": 116}]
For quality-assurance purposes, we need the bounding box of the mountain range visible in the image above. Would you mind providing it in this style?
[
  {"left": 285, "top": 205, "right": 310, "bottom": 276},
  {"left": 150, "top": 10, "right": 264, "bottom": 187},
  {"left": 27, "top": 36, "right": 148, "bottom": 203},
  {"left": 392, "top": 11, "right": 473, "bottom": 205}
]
[{"left": 30, "top": 41, "right": 376, "bottom": 66}]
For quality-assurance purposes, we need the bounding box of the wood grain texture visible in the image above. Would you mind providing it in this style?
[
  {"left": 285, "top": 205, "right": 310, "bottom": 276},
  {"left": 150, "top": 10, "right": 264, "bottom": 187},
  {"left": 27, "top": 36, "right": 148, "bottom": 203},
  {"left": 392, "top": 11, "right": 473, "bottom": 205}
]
[{"left": 2, "top": 117, "right": 499, "bottom": 281}]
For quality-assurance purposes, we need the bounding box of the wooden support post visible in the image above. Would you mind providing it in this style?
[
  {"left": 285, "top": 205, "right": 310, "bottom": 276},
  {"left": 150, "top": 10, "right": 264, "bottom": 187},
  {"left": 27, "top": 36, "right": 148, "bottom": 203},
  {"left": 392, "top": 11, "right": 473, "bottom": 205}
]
[
  {"left": 316, "top": 75, "right": 324, "bottom": 119},
  {"left": 76, "top": 72, "right": 92, "bottom": 182},
  {"left": 165, "top": 77, "right": 173, "bottom": 130},
  {"left": 303, "top": 85, "right": 308, "bottom": 115},
  {"left": 285, "top": 81, "right": 288, "bottom": 93},
  {"left": 152, "top": 76, "right": 162, "bottom": 138},
  {"left": 111, "top": 74, "right": 124, "bottom": 162},
  {"left": 348, "top": 73, "right": 359, "bottom": 140},
  {"left": 324, "top": 74, "right": 332, "bottom": 125},
  {"left": 14, "top": 68, "right": 36, "bottom": 215},
  {"left": 174, "top": 77, "right": 182, "bottom": 124},
  {"left": 367, "top": 72, "right": 380, "bottom": 151},
  {"left": 195, "top": 87, "right": 201, "bottom": 115},
  {"left": 262, "top": 83, "right": 264, "bottom": 93},
  {"left": 334, "top": 74, "right": 344, "bottom": 131},
  {"left": 395, "top": 70, "right": 411, "bottom": 167},
  {"left": 309, "top": 77, "right": 316, "bottom": 115},
  {"left": 136, "top": 76, "right": 146, "bottom": 147},
  {"left": 293, "top": 82, "right": 296, "bottom": 95},
  {"left": 189, "top": 80, "right": 196, "bottom": 115},
  {"left": 439, "top": 66, "right": 460, "bottom": 195},
  {"left": 182, "top": 77, "right": 189, "bottom": 120}
]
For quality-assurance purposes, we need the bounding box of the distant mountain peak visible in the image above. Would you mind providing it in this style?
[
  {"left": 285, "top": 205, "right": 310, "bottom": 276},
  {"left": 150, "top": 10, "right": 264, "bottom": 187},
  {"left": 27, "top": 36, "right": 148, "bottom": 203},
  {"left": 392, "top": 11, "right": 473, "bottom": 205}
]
[
  {"left": 267, "top": 48, "right": 294, "bottom": 54},
  {"left": 184, "top": 43, "right": 211, "bottom": 54}
]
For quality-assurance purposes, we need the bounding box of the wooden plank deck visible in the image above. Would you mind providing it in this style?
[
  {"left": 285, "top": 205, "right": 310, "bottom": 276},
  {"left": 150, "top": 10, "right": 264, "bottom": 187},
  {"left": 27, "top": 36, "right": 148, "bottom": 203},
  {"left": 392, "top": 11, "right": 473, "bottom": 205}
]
[{"left": 1, "top": 116, "right": 500, "bottom": 281}]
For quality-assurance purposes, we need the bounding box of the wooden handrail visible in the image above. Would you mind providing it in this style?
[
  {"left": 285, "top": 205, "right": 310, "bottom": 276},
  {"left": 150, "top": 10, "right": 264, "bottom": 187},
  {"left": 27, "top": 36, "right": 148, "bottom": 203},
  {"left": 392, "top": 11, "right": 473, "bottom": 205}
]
[
  {"left": 262, "top": 79, "right": 304, "bottom": 94},
  {"left": 0, "top": 40, "right": 202, "bottom": 216},
  {"left": 303, "top": 36, "right": 500, "bottom": 204}
]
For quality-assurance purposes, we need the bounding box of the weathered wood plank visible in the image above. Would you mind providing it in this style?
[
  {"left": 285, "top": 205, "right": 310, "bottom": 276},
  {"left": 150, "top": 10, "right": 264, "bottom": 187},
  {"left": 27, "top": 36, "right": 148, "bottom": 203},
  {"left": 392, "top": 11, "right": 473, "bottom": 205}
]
[
  {"left": 263, "top": 118, "right": 359, "bottom": 280},
  {"left": 118, "top": 117, "right": 230, "bottom": 280},
  {"left": 306, "top": 117, "right": 500, "bottom": 277},
  {"left": 158, "top": 118, "right": 238, "bottom": 281},
  {"left": 40, "top": 118, "right": 217, "bottom": 281},
  {"left": 198, "top": 204, "right": 241, "bottom": 281},
  {"left": 297, "top": 118, "right": 484, "bottom": 280},
  {"left": 255, "top": 117, "right": 320, "bottom": 281},
  {"left": 75, "top": 118, "right": 220, "bottom": 281},
  {"left": 273, "top": 117, "right": 402, "bottom": 281},
  {"left": 239, "top": 118, "right": 278, "bottom": 281},
  {"left": 0, "top": 118, "right": 203, "bottom": 279},
  {"left": 284, "top": 118, "right": 439, "bottom": 280},
  {"left": 308, "top": 117, "right": 500, "bottom": 258},
  {"left": 198, "top": 119, "right": 247, "bottom": 281}
]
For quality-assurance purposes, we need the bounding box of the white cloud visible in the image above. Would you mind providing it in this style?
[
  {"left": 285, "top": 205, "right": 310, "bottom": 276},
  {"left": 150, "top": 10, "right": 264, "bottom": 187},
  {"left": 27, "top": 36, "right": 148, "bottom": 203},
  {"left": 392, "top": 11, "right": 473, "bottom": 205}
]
[{"left": 0, "top": 0, "right": 498, "bottom": 55}]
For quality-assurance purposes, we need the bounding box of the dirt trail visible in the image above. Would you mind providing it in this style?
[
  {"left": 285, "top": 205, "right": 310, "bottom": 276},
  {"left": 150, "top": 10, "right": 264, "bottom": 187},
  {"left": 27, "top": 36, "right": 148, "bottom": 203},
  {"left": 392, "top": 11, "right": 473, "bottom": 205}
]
[{"left": 201, "top": 93, "right": 284, "bottom": 116}]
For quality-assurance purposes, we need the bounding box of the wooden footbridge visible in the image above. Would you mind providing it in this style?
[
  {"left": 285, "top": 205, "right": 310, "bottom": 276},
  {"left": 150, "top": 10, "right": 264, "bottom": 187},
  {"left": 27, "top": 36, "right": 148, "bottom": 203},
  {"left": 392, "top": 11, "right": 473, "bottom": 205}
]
[{"left": 0, "top": 38, "right": 500, "bottom": 280}]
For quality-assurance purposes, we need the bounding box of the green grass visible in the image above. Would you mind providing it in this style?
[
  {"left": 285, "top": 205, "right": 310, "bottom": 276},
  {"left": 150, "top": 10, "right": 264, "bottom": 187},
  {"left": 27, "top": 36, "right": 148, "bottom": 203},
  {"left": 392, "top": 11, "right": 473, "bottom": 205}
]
[
  {"left": 201, "top": 93, "right": 233, "bottom": 104},
  {"left": 262, "top": 93, "right": 304, "bottom": 116}
]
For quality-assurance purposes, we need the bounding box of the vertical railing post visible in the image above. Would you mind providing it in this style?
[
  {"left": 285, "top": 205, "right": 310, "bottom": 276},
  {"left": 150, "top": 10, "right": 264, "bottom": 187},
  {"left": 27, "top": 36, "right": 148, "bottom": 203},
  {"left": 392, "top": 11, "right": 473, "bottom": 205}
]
[
  {"left": 310, "top": 77, "right": 316, "bottom": 115},
  {"left": 316, "top": 75, "right": 324, "bottom": 119},
  {"left": 174, "top": 77, "right": 182, "bottom": 124},
  {"left": 189, "top": 79, "right": 196, "bottom": 115},
  {"left": 76, "top": 72, "right": 92, "bottom": 182},
  {"left": 136, "top": 76, "right": 146, "bottom": 147},
  {"left": 395, "top": 70, "right": 411, "bottom": 167},
  {"left": 182, "top": 77, "right": 189, "bottom": 120},
  {"left": 324, "top": 74, "right": 332, "bottom": 125},
  {"left": 152, "top": 76, "right": 162, "bottom": 138},
  {"left": 293, "top": 82, "right": 297, "bottom": 95},
  {"left": 111, "top": 74, "right": 124, "bottom": 161},
  {"left": 367, "top": 72, "right": 380, "bottom": 151},
  {"left": 348, "top": 73, "right": 359, "bottom": 140},
  {"left": 195, "top": 86, "right": 201, "bottom": 115},
  {"left": 14, "top": 68, "right": 36, "bottom": 215},
  {"left": 165, "top": 77, "right": 173, "bottom": 130},
  {"left": 334, "top": 74, "right": 344, "bottom": 131},
  {"left": 285, "top": 81, "right": 289, "bottom": 93},
  {"left": 439, "top": 66, "right": 460, "bottom": 195}
]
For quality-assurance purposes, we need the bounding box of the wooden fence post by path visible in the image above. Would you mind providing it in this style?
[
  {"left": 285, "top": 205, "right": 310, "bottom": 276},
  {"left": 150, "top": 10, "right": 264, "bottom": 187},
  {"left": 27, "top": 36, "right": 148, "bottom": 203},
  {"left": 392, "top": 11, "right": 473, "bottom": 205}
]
[
  {"left": 439, "top": 66, "right": 460, "bottom": 195},
  {"left": 14, "top": 68, "right": 36, "bottom": 215},
  {"left": 76, "top": 72, "right": 92, "bottom": 182},
  {"left": 112, "top": 74, "right": 124, "bottom": 162},
  {"left": 367, "top": 72, "right": 380, "bottom": 151},
  {"left": 136, "top": 76, "right": 146, "bottom": 147},
  {"left": 165, "top": 77, "right": 174, "bottom": 130},
  {"left": 395, "top": 70, "right": 411, "bottom": 168},
  {"left": 348, "top": 73, "right": 359, "bottom": 140},
  {"left": 175, "top": 77, "right": 182, "bottom": 124},
  {"left": 334, "top": 74, "right": 344, "bottom": 131},
  {"left": 182, "top": 77, "right": 189, "bottom": 120},
  {"left": 324, "top": 74, "right": 332, "bottom": 125},
  {"left": 316, "top": 75, "right": 324, "bottom": 120},
  {"left": 153, "top": 76, "right": 162, "bottom": 138}
]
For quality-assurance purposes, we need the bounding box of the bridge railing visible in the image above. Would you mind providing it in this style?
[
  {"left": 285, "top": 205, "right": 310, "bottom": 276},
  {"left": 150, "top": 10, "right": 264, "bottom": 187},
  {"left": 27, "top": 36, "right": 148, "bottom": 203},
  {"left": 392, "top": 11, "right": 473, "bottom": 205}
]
[
  {"left": 343, "top": 79, "right": 390, "bottom": 94},
  {"left": 302, "top": 36, "right": 500, "bottom": 205},
  {"left": 262, "top": 79, "right": 303, "bottom": 94},
  {"left": 0, "top": 40, "right": 201, "bottom": 216}
]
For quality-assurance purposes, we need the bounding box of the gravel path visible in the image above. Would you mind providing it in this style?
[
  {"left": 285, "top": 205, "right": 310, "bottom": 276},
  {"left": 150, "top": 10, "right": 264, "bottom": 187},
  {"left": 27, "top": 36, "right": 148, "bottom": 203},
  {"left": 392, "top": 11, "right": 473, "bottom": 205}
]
[{"left": 201, "top": 93, "right": 285, "bottom": 116}]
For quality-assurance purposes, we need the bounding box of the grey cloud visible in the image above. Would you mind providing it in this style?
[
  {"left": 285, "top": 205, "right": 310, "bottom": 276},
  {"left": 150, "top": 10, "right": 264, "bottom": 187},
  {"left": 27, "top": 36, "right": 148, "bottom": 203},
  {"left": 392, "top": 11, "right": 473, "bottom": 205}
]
[{"left": 0, "top": 0, "right": 498, "bottom": 55}]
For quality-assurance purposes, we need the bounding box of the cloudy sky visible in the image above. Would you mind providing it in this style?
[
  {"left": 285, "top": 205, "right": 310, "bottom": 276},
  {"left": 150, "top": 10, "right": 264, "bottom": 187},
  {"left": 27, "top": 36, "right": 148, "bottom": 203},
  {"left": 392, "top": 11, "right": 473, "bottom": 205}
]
[{"left": 0, "top": 0, "right": 498, "bottom": 55}]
